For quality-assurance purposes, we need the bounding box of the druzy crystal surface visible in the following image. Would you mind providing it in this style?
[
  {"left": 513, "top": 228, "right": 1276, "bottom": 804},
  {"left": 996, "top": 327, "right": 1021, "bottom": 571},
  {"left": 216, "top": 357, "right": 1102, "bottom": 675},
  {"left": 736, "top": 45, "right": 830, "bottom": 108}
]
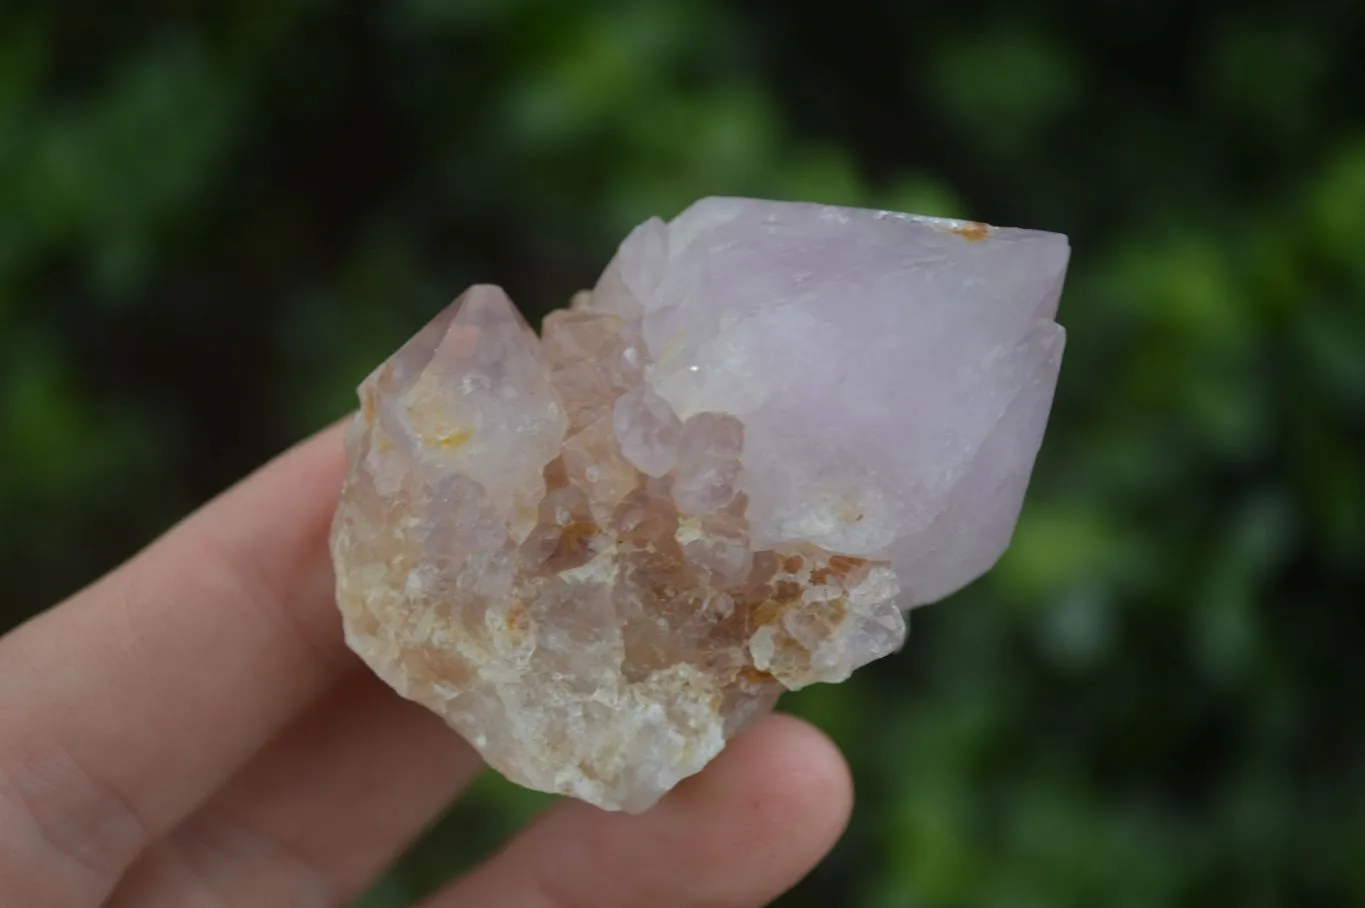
[{"left": 331, "top": 198, "right": 1069, "bottom": 811}]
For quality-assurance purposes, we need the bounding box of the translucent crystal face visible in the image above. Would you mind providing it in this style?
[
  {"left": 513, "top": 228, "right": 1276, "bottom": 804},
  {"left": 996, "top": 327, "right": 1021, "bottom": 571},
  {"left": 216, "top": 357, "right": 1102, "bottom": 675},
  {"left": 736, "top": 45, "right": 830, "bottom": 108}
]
[{"left": 330, "top": 198, "right": 1068, "bottom": 812}]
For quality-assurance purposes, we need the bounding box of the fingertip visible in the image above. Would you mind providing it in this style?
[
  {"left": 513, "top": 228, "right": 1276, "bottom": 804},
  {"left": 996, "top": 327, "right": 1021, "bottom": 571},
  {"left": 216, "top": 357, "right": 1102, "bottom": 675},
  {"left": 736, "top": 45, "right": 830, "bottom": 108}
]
[
  {"left": 745, "top": 712, "right": 855, "bottom": 847},
  {"left": 429, "top": 711, "right": 854, "bottom": 908},
  {"left": 664, "top": 712, "right": 854, "bottom": 885}
]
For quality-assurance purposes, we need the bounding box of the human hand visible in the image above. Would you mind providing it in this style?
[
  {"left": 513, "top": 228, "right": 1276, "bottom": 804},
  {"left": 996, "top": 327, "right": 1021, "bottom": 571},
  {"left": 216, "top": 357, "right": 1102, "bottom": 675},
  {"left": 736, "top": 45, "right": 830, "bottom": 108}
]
[{"left": 0, "top": 423, "right": 853, "bottom": 907}]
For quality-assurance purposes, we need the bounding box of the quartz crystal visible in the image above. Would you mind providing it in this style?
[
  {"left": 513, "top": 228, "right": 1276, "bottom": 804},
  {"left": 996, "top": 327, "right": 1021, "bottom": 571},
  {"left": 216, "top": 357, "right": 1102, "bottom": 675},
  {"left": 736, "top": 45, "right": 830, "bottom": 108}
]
[{"left": 331, "top": 197, "right": 1069, "bottom": 812}]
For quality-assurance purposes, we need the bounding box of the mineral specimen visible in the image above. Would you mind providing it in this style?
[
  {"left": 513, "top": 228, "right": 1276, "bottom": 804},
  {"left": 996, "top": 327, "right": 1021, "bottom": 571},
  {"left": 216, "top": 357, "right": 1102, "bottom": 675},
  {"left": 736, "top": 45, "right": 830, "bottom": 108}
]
[{"left": 330, "top": 197, "right": 1069, "bottom": 812}]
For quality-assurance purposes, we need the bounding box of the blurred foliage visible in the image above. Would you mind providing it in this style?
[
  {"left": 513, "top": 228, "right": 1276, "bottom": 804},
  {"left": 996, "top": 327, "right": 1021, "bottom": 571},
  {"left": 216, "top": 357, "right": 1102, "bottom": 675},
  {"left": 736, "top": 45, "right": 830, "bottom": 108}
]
[{"left": 2, "top": 0, "right": 1364, "bottom": 905}]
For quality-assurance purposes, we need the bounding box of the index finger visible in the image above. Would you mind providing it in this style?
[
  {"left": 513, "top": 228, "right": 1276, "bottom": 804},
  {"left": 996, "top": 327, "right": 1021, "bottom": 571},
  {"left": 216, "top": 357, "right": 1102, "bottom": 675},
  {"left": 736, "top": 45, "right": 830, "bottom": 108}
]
[{"left": 0, "top": 421, "right": 356, "bottom": 905}]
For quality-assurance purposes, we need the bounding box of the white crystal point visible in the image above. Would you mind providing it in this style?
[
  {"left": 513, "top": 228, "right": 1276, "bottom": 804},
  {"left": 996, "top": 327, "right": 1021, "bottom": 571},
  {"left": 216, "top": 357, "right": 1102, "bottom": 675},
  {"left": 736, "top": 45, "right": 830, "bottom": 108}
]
[
  {"left": 612, "top": 383, "right": 683, "bottom": 477},
  {"left": 590, "top": 216, "right": 669, "bottom": 317},
  {"left": 359, "top": 284, "right": 569, "bottom": 538},
  {"left": 672, "top": 412, "right": 744, "bottom": 514},
  {"left": 333, "top": 197, "right": 1068, "bottom": 813},
  {"left": 598, "top": 197, "right": 1068, "bottom": 605}
]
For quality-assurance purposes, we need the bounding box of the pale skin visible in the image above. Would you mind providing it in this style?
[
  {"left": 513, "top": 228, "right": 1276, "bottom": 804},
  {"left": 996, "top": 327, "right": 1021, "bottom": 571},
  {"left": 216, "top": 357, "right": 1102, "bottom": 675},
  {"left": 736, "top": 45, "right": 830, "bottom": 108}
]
[{"left": 0, "top": 422, "right": 853, "bottom": 907}]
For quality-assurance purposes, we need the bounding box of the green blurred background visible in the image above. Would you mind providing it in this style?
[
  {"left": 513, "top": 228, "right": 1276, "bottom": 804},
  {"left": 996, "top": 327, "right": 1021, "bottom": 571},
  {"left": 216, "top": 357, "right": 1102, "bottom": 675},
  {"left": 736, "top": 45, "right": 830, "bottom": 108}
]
[{"left": 3, "top": 1, "right": 1364, "bottom": 905}]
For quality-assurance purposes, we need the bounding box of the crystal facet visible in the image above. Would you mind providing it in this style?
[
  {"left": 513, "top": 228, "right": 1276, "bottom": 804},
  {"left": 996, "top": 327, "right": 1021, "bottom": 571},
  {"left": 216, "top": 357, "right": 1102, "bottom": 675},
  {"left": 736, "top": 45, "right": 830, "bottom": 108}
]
[{"left": 331, "top": 198, "right": 1068, "bottom": 812}]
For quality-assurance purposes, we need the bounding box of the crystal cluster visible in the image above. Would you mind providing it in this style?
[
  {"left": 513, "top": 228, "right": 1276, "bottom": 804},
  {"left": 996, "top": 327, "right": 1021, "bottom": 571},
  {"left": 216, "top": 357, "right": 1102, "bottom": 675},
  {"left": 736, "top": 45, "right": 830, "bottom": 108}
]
[{"left": 330, "top": 198, "right": 1069, "bottom": 812}]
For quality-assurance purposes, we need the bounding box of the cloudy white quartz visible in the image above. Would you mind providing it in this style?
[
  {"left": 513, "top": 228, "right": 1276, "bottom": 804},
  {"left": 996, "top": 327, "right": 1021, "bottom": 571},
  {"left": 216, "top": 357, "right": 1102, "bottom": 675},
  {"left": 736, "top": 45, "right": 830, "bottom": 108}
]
[{"left": 330, "top": 197, "right": 1068, "bottom": 812}]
